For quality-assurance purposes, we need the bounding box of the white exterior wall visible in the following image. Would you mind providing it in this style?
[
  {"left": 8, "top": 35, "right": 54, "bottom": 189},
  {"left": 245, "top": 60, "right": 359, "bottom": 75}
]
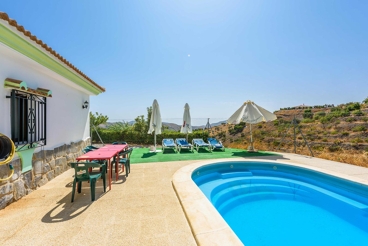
[{"left": 0, "top": 43, "right": 91, "bottom": 152}]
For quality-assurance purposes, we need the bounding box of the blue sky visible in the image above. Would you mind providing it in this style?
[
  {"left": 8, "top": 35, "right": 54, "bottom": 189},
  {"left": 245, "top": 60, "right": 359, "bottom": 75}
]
[{"left": 1, "top": 1, "right": 367, "bottom": 125}]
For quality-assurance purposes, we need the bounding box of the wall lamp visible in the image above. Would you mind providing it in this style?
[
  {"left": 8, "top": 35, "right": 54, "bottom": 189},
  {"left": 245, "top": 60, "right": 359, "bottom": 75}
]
[{"left": 82, "top": 100, "right": 89, "bottom": 109}]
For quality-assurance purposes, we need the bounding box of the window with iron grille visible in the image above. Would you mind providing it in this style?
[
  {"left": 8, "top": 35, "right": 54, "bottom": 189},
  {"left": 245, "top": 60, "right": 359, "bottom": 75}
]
[{"left": 7, "top": 89, "right": 47, "bottom": 150}]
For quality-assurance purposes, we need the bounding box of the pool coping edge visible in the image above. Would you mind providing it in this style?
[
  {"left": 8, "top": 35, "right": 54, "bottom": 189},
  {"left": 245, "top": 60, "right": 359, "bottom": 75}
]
[{"left": 172, "top": 156, "right": 368, "bottom": 246}]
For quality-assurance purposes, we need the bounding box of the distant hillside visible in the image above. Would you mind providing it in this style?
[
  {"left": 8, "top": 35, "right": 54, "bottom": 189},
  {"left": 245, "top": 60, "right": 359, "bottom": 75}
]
[
  {"left": 101, "top": 120, "right": 226, "bottom": 131},
  {"left": 163, "top": 120, "right": 226, "bottom": 131},
  {"left": 209, "top": 100, "right": 368, "bottom": 167},
  {"left": 163, "top": 122, "right": 181, "bottom": 131}
]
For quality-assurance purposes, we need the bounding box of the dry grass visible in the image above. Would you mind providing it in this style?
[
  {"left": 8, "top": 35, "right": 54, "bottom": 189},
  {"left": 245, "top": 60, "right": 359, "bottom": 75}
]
[
  {"left": 316, "top": 150, "right": 368, "bottom": 168},
  {"left": 228, "top": 142, "right": 368, "bottom": 168},
  {"left": 213, "top": 105, "right": 368, "bottom": 169}
]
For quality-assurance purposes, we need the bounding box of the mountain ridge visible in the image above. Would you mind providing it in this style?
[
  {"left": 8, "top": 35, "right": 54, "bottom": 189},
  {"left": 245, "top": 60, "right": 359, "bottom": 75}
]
[{"left": 101, "top": 120, "right": 227, "bottom": 131}]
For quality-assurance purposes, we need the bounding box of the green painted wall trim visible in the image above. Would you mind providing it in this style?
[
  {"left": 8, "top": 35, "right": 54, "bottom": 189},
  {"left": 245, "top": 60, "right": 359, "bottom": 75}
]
[
  {"left": 16, "top": 145, "right": 35, "bottom": 173},
  {"left": 4, "top": 78, "right": 53, "bottom": 97},
  {"left": 3, "top": 78, "right": 28, "bottom": 90},
  {"left": 0, "top": 23, "right": 103, "bottom": 95}
]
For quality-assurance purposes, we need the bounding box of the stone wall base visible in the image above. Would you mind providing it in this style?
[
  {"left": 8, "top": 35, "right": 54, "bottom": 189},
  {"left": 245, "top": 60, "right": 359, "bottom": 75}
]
[{"left": 0, "top": 139, "right": 90, "bottom": 209}]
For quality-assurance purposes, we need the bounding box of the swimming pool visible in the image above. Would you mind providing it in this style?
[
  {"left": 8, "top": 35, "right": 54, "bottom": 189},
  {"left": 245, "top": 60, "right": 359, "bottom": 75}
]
[{"left": 192, "top": 161, "right": 368, "bottom": 246}]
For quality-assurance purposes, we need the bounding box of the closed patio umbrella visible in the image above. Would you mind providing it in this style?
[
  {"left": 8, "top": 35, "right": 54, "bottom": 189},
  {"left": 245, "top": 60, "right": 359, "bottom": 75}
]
[
  {"left": 227, "top": 100, "right": 277, "bottom": 152},
  {"left": 148, "top": 99, "right": 162, "bottom": 152},
  {"left": 180, "top": 103, "right": 192, "bottom": 141}
]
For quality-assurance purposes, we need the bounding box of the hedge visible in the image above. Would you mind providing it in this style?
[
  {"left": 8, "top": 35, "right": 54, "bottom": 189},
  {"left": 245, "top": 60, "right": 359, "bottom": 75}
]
[{"left": 92, "top": 129, "right": 210, "bottom": 145}]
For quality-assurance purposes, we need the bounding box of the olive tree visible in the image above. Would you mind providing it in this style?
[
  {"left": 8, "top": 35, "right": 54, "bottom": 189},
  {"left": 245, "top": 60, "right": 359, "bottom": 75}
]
[{"left": 90, "top": 112, "right": 109, "bottom": 143}]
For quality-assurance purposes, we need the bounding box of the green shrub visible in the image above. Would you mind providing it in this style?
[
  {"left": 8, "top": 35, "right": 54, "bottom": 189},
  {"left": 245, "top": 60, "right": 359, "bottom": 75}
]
[
  {"left": 92, "top": 128, "right": 209, "bottom": 144},
  {"left": 328, "top": 145, "right": 340, "bottom": 152},
  {"left": 309, "top": 137, "right": 316, "bottom": 141},
  {"left": 328, "top": 107, "right": 350, "bottom": 118},
  {"left": 363, "top": 97, "right": 368, "bottom": 104},
  {"left": 352, "top": 126, "right": 367, "bottom": 132},
  {"left": 351, "top": 138, "right": 363, "bottom": 143},
  {"left": 105, "top": 122, "right": 124, "bottom": 131},
  {"left": 273, "top": 140, "right": 280, "bottom": 147},
  {"left": 260, "top": 130, "right": 267, "bottom": 136},
  {"left": 320, "top": 115, "right": 338, "bottom": 124},
  {"left": 319, "top": 117, "right": 328, "bottom": 124},
  {"left": 306, "top": 131, "right": 313, "bottom": 137},
  {"left": 334, "top": 140, "right": 342, "bottom": 145},
  {"left": 322, "top": 138, "right": 328, "bottom": 142},
  {"left": 346, "top": 117, "right": 355, "bottom": 123},
  {"left": 313, "top": 145, "right": 325, "bottom": 151},
  {"left": 301, "top": 118, "right": 314, "bottom": 123},
  {"left": 217, "top": 131, "right": 226, "bottom": 139},
  {"left": 341, "top": 132, "right": 349, "bottom": 137},
  {"left": 315, "top": 111, "right": 326, "bottom": 117},
  {"left": 292, "top": 118, "right": 301, "bottom": 124},
  {"left": 353, "top": 110, "right": 364, "bottom": 116},
  {"left": 330, "top": 107, "right": 340, "bottom": 112},
  {"left": 314, "top": 111, "right": 326, "bottom": 120},
  {"left": 331, "top": 130, "right": 338, "bottom": 135},
  {"left": 340, "top": 110, "right": 351, "bottom": 117},
  {"left": 346, "top": 102, "right": 361, "bottom": 111},
  {"left": 229, "top": 122, "right": 246, "bottom": 135},
  {"left": 303, "top": 109, "right": 313, "bottom": 119}
]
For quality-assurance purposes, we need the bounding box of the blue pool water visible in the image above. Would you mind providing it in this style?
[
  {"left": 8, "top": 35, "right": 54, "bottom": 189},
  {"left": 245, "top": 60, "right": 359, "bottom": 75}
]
[{"left": 192, "top": 161, "right": 368, "bottom": 246}]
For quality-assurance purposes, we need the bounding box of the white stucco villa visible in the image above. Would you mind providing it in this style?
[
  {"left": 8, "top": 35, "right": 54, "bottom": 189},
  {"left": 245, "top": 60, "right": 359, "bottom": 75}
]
[{"left": 0, "top": 12, "right": 105, "bottom": 209}]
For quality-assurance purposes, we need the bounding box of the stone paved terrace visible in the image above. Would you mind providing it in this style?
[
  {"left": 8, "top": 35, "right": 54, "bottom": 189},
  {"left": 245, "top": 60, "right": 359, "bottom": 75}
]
[
  {"left": 0, "top": 160, "right": 198, "bottom": 246},
  {"left": 1, "top": 153, "right": 368, "bottom": 245}
]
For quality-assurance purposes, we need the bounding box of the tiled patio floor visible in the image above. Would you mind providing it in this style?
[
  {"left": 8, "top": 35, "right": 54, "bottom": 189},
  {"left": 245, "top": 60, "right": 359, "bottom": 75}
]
[
  {"left": 1, "top": 153, "right": 368, "bottom": 246},
  {"left": 0, "top": 160, "right": 201, "bottom": 246}
]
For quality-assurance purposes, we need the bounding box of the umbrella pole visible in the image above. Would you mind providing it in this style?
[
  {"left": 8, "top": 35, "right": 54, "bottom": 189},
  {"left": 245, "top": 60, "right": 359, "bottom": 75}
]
[
  {"left": 154, "top": 132, "right": 156, "bottom": 152},
  {"left": 248, "top": 123, "right": 255, "bottom": 152}
]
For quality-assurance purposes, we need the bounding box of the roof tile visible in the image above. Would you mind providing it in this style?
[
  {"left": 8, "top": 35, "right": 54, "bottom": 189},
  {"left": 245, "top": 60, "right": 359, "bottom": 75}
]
[{"left": 0, "top": 12, "right": 105, "bottom": 92}]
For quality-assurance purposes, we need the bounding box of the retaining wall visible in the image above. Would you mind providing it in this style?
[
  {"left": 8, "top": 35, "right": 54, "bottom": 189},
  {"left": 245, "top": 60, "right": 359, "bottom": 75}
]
[{"left": 0, "top": 139, "right": 90, "bottom": 209}]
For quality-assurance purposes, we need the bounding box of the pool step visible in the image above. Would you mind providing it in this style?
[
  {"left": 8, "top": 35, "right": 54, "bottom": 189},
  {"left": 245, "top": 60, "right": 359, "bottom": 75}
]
[
  {"left": 221, "top": 171, "right": 253, "bottom": 179},
  {"left": 211, "top": 177, "right": 368, "bottom": 213},
  {"left": 213, "top": 182, "right": 311, "bottom": 211}
]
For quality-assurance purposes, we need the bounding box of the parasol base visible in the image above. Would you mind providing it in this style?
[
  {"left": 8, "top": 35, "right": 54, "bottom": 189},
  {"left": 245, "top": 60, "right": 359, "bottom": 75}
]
[
  {"left": 247, "top": 146, "right": 258, "bottom": 152},
  {"left": 149, "top": 146, "right": 162, "bottom": 153}
]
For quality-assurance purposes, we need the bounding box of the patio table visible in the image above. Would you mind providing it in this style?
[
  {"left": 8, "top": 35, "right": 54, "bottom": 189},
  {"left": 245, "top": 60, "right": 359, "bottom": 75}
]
[
  {"left": 76, "top": 144, "right": 128, "bottom": 190},
  {"left": 98, "top": 144, "right": 128, "bottom": 151},
  {"left": 97, "top": 144, "right": 129, "bottom": 180}
]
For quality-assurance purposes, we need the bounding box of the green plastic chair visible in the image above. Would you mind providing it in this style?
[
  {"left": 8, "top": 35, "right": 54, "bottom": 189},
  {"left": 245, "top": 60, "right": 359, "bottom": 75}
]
[
  {"left": 112, "top": 141, "right": 127, "bottom": 145},
  {"left": 86, "top": 145, "right": 99, "bottom": 150},
  {"left": 113, "top": 148, "right": 133, "bottom": 177},
  {"left": 83, "top": 145, "right": 99, "bottom": 153},
  {"left": 70, "top": 162, "right": 106, "bottom": 202},
  {"left": 81, "top": 148, "right": 104, "bottom": 166}
]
